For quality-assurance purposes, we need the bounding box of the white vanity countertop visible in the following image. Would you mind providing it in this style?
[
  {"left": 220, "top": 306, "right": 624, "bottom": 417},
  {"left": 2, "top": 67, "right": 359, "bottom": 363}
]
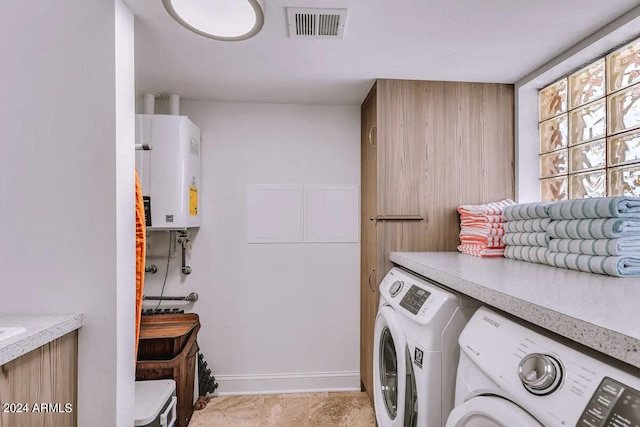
[
  {"left": 389, "top": 252, "right": 640, "bottom": 368},
  {"left": 0, "top": 314, "right": 83, "bottom": 365}
]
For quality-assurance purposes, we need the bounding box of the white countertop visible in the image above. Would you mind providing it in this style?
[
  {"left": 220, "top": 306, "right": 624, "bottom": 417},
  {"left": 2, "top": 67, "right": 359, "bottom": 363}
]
[
  {"left": 390, "top": 252, "right": 640, "bottom": 368},
  {"left": 0, "top": 314, "right": 83, "bottom": 365}
]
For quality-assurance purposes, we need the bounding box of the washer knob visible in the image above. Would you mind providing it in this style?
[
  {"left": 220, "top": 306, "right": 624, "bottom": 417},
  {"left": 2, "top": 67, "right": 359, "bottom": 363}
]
[
  {"left": 389, "top": 280, "right": 404, "bottom": 297},
  {"left": 518, "top": 353, "right": 562, "bottom": 395}
]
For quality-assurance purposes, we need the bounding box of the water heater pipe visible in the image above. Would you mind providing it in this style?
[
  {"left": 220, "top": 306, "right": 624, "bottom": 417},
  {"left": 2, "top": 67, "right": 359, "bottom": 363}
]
[
  {"left": 169, "top": 94, "right": 180, "bottom": 115},
  {"left": 177, "top": 231, "right": 192, "bottom": 275},
  {"left": 143, "top": 93, "right": 156, "bottom": 115}
]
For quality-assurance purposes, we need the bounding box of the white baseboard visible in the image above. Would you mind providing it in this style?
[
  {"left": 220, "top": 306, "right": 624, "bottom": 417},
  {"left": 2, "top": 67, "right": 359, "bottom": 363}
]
[{"left": 213, "top": 371, "right": 361, "bottom": 396}]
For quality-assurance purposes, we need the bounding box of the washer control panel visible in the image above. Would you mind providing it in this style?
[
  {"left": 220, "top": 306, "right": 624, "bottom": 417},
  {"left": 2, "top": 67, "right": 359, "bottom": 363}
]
[
  {"left": 399, "top": 285, "right": 431, "bottom": 315},
  {"left": 379, "top": 267, "right": 463, "bottom": 325},
  {"left": 389, "top": 280, "right": 404, "bottom": 297},
  {"left": 577, "top": 377, "right": 640, "bottom": 427}
]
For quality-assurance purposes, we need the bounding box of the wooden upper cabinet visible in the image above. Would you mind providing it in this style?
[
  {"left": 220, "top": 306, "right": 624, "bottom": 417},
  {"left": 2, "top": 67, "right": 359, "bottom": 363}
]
[
  {"left": 376, "top": 79, "right": 421, "bottom": 215},
  {"left": 376, "top": 80, "right": 514, "bottom": 217}
]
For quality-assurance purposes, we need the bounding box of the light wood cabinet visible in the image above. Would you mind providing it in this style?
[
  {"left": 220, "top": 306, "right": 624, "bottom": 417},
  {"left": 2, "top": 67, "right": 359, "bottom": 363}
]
[
  {"left": 0, "top": 331, "right": 78, "bottom": 427},
  {"left": 360, "top": 85, "right": 378, "bottom": 398},
  {"left": 360, "top": 79, "right": 515, "bottom": 403}
]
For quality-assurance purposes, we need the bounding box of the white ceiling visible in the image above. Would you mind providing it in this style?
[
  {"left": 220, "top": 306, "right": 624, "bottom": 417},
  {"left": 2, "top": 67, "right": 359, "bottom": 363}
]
[{"left": 126, "top": 0, "right": 640, "bottom": 106}]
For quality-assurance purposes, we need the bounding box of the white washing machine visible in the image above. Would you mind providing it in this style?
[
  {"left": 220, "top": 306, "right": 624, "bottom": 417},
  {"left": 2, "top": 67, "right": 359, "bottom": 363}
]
[
  {"left": 374, "top": 267, "right": 479, "bottom": 427},
  {"left": 446, "top": 306, "right": 640, "bottom": 427}
]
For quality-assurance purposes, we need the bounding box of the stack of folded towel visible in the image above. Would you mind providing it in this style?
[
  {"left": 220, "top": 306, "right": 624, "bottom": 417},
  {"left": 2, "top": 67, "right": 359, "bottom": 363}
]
[
  {"left": 502, "top": 202, "right": 552, "bottom": 264},
  {"left": 545, "top": 197, "right": 640, "bottom": 277},
  {"left": 457, "top": 199, "right": 515, "bottom": 257}
]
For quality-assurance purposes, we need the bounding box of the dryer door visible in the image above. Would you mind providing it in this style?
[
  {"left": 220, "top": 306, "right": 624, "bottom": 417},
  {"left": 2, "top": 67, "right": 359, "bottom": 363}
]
[
  {"left": 374, "top": 306, "right": 408, "bottom": 427},
  {"left": 445, "top": 396, "right": 543, "bottom": 427}
]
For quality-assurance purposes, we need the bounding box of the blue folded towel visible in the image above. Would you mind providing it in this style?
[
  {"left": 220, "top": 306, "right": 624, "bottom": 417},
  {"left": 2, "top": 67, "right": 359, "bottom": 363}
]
[
  {"left": 547, "top": 197, "right": 640, "bottom": 220},
  {"left": 503, "top": 232, "right": 550, "bottom": 247},
  {"left": 548, "top": 237, "right": 640, "bottom": 256},
  {"left": 504, "top": 246, "right": 549, "bottom": 264},
  {"left": 503, "top": 202, "right": 552, "bottom": 221},
  {"left": 547, "top": 218, "right": 640, "bottom": 239},
  {"left": 503, "top": 218, "right": 551, "bottom": 233},
  {"left": 546, "top": 251, "right": 640, "bottom": 277}
]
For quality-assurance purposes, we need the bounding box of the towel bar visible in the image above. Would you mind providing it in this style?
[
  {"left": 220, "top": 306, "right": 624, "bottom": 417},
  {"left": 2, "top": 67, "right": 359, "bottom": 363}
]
[{"left": 143, "top": 292, "right": 199, "bottom": 302}]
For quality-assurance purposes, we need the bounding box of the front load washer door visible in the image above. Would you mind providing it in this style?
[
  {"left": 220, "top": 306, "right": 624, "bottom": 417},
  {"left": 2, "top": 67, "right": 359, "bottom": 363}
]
[
  {"left": 445, "top": 396, "right": 542, "bottom": 427},
  {"left": 374, "top": 306, "right": 407, "bottom": 427},
  {"left": 403, "top": 345, "right": 418, "bottom": 427}
]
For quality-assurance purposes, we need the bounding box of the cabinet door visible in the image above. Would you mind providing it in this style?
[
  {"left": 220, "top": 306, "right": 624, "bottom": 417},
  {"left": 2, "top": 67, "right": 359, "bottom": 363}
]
[
  {"left": 376, "top": 79, "right": 514, "bottom": 238},
  {"left": 0, "top": 331, "right": 78, "bottom": 427},
  {"left": 360, "top": 85, "right": 378, "bottom": 402},
  {"left": 376, "top": 79, "right": 423, "bottom": 216},
  {"left": 362, "top": 85, "right": 378, "bottom": 222}
]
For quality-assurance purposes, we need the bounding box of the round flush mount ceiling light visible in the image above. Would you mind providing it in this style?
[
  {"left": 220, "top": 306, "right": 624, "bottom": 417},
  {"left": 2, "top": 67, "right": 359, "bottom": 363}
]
[{"left": 163, "top": 0, "right": 265, "bottom": 41}]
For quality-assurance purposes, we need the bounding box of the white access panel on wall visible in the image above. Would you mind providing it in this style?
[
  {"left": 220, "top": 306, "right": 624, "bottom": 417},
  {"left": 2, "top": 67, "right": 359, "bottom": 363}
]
[
  {"left": 246, "top": 185, "right": 359, "bottom": 244},
  {"left": 304, "top": 186, "right": 359, "bottom": 243},
  {"left": 247, "top": 185, "right": 303, "bottom": 243}
]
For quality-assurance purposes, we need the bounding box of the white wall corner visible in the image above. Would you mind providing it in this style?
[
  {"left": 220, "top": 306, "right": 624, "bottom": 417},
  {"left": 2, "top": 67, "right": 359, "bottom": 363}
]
[
  {"left": 514, "top": 86, "right": 540, "bottom": 203},
  {"left": 115, "top": 0, "right": 136, "bottom": 425}
]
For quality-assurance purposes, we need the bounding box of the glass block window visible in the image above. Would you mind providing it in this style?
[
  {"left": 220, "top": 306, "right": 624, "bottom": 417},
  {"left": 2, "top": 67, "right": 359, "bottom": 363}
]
[{"left": 539, "top": 38, "right": 640, "bottom": 200}]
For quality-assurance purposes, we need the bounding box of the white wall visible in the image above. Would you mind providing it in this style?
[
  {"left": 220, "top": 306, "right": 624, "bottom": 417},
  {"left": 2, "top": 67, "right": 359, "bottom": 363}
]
[
  {"left": 115, "top": 0, "right": 136, "bottom": 424},
  {"left": 0, "top": 1, "right": 135, "bottom": 425},
  {"left": 142, "top": 101, "right": 361, "bottom": 394}
]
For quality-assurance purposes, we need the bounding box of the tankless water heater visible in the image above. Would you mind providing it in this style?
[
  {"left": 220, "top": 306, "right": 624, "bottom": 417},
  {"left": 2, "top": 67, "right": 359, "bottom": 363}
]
[{"left": 135, "top": 114, "right": 201, "bottom": 229}]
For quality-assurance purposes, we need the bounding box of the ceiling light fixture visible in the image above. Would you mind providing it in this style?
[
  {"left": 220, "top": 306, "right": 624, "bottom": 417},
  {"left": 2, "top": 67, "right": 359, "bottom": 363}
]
[{"left": 163, "top": 0, "right": 265, "bottom": 41}]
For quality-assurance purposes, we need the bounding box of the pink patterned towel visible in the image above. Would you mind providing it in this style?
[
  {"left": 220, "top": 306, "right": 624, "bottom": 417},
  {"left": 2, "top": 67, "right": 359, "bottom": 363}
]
[
  {"left": 459, "top": 235, "right": 504, "bottom": 248},
  {"left": 457, "top": 243, "right": 505, "bottom": 257},
  {"left": 460, "top": 227, "right": 505, "bottom": 237},
  {"left": 461, "top": 222, "right": 504, "bottom": 229},
  {"left": 458, "top": 199, "right": 516, "bottom": 216},
  {"left": 456, "top": 199, "right": 515, "bottom": 257},
  {"left": 460, "top": 214, "right": 505, "bottom": 224}
]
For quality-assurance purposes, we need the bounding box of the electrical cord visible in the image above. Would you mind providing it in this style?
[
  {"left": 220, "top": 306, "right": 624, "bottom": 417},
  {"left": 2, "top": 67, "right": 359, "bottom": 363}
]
[{"left": 154, "top": 231, "right": 172, "bottom": 311}]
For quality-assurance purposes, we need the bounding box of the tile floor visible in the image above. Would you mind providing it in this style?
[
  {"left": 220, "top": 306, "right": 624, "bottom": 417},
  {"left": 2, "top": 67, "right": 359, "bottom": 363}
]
[{"left": 189, "top": 392, "right": 377, "bottom": 427}]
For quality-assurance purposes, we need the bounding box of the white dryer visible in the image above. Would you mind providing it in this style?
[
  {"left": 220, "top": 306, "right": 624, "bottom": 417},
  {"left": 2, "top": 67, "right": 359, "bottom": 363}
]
[
  {"left": 446, "top": 306, "right": 640, "bottom": 427},
  {"left": 374, "top": 267, "right": 479, "bottom": 427}
]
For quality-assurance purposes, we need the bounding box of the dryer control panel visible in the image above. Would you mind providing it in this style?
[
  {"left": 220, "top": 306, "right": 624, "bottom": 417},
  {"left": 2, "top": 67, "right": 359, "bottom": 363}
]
[
  {"left": 457, "top": 307, "right": 640, "bottom": 427},
  {"left": 577, "top": 377, "right": 640, "bottom": 427}
]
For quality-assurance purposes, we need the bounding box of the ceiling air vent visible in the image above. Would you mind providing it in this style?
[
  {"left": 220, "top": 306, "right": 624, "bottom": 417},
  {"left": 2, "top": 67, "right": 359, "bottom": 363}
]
[{"left": 286, "top": 8, "right": 348, "bottom": 39}]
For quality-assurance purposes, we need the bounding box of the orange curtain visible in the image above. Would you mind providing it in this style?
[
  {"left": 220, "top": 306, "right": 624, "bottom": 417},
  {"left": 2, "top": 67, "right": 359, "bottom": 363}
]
[{"left": 135, "top": 169, "right": 146, "bottom": 361}]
